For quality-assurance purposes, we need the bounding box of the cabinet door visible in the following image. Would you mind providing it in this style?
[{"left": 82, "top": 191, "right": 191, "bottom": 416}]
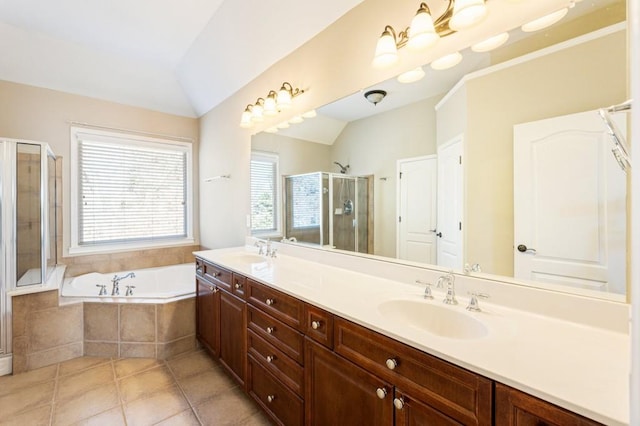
[
  {"left": 219, "top": 290, "right": 247, "bottom": 387},
  {"left": 495, "top": 383, "right": 603, "bottom": 426},
  {"left": 394, "top": 389, "right": 463, "bottom": 426},
  {"left": 305, "top": 338, "right": 393, "bottom": 426},
  {"left": 196, "top": 278, "right": 219, "bottom": 357}
]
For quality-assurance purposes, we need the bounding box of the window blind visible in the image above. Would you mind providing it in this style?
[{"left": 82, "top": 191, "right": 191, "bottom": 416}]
[
  {"left": 291, "top": 174, "right": 320, "bottom": 229},
  {"left": 250, "top": 153, "right": 278, "bottom": 233},
  {"left": 78, "top": 138, "right": 187, "bottom": 246}
]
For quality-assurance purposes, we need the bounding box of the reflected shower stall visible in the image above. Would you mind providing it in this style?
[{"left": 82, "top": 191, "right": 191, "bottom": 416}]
[{"left": 284, "top": 172, "right": 372, "bottom": 253}]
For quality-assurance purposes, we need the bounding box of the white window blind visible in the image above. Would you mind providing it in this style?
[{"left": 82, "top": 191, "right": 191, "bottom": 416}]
[
  {"left": 250, "top": 152, "right": 279, "bottom": 234},
  {"left": 73, "top": 130, "right": 191, "bottom": 249},
  {"left": 291, "top": 174, "right": 320, "bottom": 229}
]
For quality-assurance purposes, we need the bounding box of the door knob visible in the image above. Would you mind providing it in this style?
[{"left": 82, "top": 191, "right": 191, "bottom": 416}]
[
  {"left": 517, "top": 244, "right": 537, "bottom": 254},
  {"left": 436, "top": 232, "right": 443, "bottom": 238}
]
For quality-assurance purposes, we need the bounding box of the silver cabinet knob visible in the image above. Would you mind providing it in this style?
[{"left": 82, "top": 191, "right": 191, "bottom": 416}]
[
  {"left": 376, "top": 387, "right": 388, "bottom": 399},
  {"left": 311, "top": 320, "right": 321, "bottom": 330},
  {"left": 266, "top": 298, "right": 275, "bottom": 306},
  {"left": 393, "top": 397, "right": 405, "bottom": 410},
  {"left": 267, "top": 395, "right": 276, "bottom": 403},
  {"left": 266, "top": 355, "right": 275, "bottom": 363},
  {"left": 385, "top": 358, "right": 398, "bottom": 370},
  {"left": 266, "top": 326, "right": 275, "bottom": 334}
]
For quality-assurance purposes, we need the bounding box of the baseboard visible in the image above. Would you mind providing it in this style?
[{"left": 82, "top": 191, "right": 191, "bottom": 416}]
[{"left": 0, "top": 355, "right": 12, "bottom": 376}]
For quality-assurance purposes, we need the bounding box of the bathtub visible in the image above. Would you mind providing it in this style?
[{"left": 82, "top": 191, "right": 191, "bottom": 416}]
[{"left": 61, "top": 263, "right": 195, "bottom": 301}]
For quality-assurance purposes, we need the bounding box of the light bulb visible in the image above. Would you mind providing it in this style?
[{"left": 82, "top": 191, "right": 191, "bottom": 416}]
[
  {"left": 521, "top": 8, "right": 568, "bottom": 32},
  {"left": 240, "top": 107, "right": 253, "bottom": 128},
  {"left": 431, "top": 52, "right": 462, "bottom": 70},
  {"left": 372, "top": 27, "right": 399, "bottom": 68},
  {"left": 263, "top": 91, "right": 278, "bottom": 116},
  {"left": 407, "top": 6, "right": 439, "bottom": 51},
  {"left": 251, "top": 101, "right": 264, "bottom": 122},
  {"left": 277, "top": 86, "right": 292, "bottom": 110},
  {"left": 449, "top": 0, "right": 488, "bottom": 31},
  {"left": 471, "top": 32, "right": 509, "bottom": 52}
]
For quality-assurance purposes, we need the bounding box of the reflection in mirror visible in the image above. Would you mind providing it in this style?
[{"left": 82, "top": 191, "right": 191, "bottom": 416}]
[
  {"left": 251, "top": 0, "right": 629, "bottom": 301},
  {"left": 16, "top": 142, "right": 42, "bottom": 286}
]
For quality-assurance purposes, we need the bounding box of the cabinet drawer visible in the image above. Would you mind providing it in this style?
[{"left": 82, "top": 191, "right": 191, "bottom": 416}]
[
  {"left": 304, "top": 304, "right": 334, "bottom": 349},
  {"left": 248, "top": 329, "right": 303, "bottom": 396},
  {"left": 334, "top": 317, "right": 492, "bottom": 425},
  {"left": 248, "top": 305, "right": 304, "bottom": 364},
  {"left": 202, "top": 261, "right": 232, "bottom": 291},
  {"left": 232, "top": 273, "right": 246, "bottom": 299},
  {"left": 247, "top": 279, "right": 303, "bottom": 330},
  {"left": 248, "top": 355, "right": 304, "bottom": 426}
]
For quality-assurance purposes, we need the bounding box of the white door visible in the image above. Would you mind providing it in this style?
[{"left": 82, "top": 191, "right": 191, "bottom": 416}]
[
  {"left": 514, "top": 110, "right": 626, "bottom": 294},
  {"left": 397, "top": 156, "right": 437, "bottom": 263},
  {"left": 436, "top": 137, "right": 463, "bottom": 270}
]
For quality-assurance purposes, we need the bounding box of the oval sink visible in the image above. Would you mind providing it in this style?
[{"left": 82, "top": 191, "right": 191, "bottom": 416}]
[
  {"left": 378, "top": 299, "right": 488, "bottom": 340},
  {"left": 222, "top": 253, "right": 267, "bottom": 264}
]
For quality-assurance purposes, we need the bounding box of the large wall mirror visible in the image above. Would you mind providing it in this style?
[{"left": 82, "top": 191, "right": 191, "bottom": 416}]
[{"left": 251, "top": 0, "right": 629, "bottom": 302}]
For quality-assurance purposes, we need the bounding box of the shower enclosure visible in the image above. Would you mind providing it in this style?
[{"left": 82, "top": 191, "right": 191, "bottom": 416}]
[
  {"left": 284, "top": 172, "right": 372, "bottom": 253},
  {"left": 0, "top": 139, "right": 57, "bottom": 372}
]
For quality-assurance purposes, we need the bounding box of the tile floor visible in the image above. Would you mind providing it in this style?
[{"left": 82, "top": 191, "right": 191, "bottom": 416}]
[{"left": 0, "top": 350, "right": 271, "bottom": 425}]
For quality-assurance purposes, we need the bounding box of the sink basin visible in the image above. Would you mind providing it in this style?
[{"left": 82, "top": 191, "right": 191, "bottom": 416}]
[
  {"left": 378, "top": 300, "right": 488, "bottom": 340},
  {"left": 223, "top": 253, "right": 267, "bottom": 265}
]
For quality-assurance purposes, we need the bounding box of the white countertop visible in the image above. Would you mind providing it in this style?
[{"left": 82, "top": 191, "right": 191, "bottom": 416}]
[{"left": 195, "top": 246, "right": 630, "bottom": 425}]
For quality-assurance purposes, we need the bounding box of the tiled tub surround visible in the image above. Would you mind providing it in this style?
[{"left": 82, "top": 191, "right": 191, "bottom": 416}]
[{"left": 196, "top": 243, "right": 631, "bottom": 425}]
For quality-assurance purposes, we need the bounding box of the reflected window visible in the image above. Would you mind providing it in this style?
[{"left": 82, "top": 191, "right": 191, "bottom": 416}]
[
  {"left": 290, "top": 174, "right": 320, "bottom": 229},
  {"left": 250, "top": 151, "right": 280, "bottom": 236}
]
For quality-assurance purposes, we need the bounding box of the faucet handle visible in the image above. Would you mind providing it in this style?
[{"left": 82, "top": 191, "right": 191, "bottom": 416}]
[
  {"left": 415, "top": 280, "right": 434, "bottom": 299},
  {"left": 125, "top": 285, "right": 136, "bottom": 297},
  {"left": 96, "top": 284, "right": 107, "bottom": 296},
  {"left": 466, "top": 292, "right": 490, "bottom": 312}
]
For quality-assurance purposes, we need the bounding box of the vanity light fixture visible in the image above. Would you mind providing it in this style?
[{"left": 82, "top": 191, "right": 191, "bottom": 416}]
[
  {"left": 397, "top": 66, "right": 426, "bottom": 83},
  {"left": 302, "top": 109, "right": 317, "bottom": 118},
  {"left": 471, "top": 32, "right": 509, "bottom": 52},
  {"left": 238, "top": 82, "right": 305, "bottom": 128},
  {"left": 364, "top": 90, "right": 387, "bottom": 105},
  {"left": 431, "top": 51, "right": 462, "bottom": 70},
  {"left": 372, "top": 0, "right": 486, "bottom": 69},
  {"left": 521, "top": 8, "right": 568, "bottom": 32}
]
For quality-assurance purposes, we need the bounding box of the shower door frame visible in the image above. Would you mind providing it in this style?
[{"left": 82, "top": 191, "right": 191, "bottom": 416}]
[{"left": 0, "top": 141, "right": 7, "bottom": 359}]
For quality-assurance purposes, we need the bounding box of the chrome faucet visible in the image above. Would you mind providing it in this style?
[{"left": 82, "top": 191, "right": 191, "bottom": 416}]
[
  {"left": 441, "top": 273, "right": 458, "bottom": 305},
  {"left": 255, "top": 240, "right": 266, "bottom": 255},
  {"left": 111, "top": 272, "right": 136, "bottom": 296}
]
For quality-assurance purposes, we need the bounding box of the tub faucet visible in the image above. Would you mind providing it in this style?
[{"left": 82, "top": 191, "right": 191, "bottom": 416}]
[{"left": 111, "top": 272, "right": 136, "bottom": 296}]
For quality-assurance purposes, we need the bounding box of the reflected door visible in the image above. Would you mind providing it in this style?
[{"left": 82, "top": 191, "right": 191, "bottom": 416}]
[
  {"left": 397, "top": 156, "right": 437, "bottom": 263},
  {"left": 437, "top": 137, "right": 463, "bottom": 270},
  {"left": 513, "top": 110, "right": 626, "bottom": 294}
]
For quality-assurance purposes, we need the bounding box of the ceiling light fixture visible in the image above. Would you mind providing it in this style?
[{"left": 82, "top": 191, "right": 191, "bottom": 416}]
[
  {"left": 364, "top": 90, "right": 387, "bottom": 105},
  {"left": 238, "top": 82, "right": 305, "bottom": 128}
]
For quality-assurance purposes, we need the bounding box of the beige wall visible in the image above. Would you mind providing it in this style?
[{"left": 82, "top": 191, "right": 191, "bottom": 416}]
[
  {"left": 0, "top": 80, "right": 200, "bottom": 272},
  {"left": 251, "top": 133, "right": 332, "bottom": 176},
  {"left": 455, "top": 29, "right": 627, "bottom": 276}
]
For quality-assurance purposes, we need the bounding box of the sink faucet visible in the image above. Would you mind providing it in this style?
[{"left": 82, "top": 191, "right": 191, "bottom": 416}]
[
  {"left": 111, "top": 272, "right": 136, "bottom": 296},
  {"left": 441, "top": 273, "right": 458, "bottom": 305}
]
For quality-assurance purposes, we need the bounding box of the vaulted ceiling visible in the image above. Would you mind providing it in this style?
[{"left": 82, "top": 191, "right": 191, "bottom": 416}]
[{"left": 0, "top": 0, "right": 364, "bottom": 117}]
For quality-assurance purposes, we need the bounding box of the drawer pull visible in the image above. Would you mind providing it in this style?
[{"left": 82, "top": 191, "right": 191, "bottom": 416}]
[
  {"left": 267, "top": 395, "right": 276, "bottom": 403},
  {"left": 311, "top": 320, "right": 322, "bottom": 330},
  {"left": 376, "top": 387, "right": 388, "bottom": 399},
  {"left": 196, "top": 265, "right": 203, "bottom": 274},
  {"left": 211, "top": 271, "right": 221, "bottom": 278},
  {"left": 266, "top": 326, "right": 275, "bottom": 334},
  {"left": 265, "top": 298, "right": 275, "bottom": 306},
  {"left": 209, "top": 285, "right": 217, "bottom": 293},
  {"left": 235, "top": 282, "right": 242, "bottom": 289},
  {"left": 266, "top": 355, "right": 275, "bottom": 363},
  {"left": 385, "top": 358, "right": 398, "bottom": 370},
  {"left": 393, "top": 397, "right": 405, "bottom": 410}
]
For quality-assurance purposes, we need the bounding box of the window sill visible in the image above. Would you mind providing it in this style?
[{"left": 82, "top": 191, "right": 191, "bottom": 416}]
[{"left": 67, "top": 238, "right": 196, "bottom": 257}]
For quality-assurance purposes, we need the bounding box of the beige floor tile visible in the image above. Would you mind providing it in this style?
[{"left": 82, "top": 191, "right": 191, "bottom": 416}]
[
  {"left": 114, "top": 358, "right": 163, "bottom": 379},
  {"left": 178, "top": 368, "right": 237, "bottom": 406},
  {"left": 123, "top": 384, "right": 190, "bottom": 426},
  {"left": 56, "top": 363, "right": 115, "bottom": 402},
  {"left": 194, "top": 387, "right": 260, "bottom": 426},
  {"left": 73, "top": 406, "right": 126, "bottom": 426},
  {"left": 0, "top": 380, "right": 55, "bottom": 417},
  {"left": 238, "top": 411, "right": 272, "bottom": 426},
  {"left": 153, "top": 409, "right": 200, "bottom": 426},
  {"left": 0, "top": 364, "right": 57, "bottom": 397},
  {"left": 118, "top": 365, "right": 175, "bottom": 403},
  {"left": 58, "top": 356, "right": 111, "bottom": 377},
  {"left": 167, "top": 350, "right": 216, "bottom": 380},
  {"left": 0, "top": 404, "right": 52, "bottom": 426},
  {"left": 53, "top": 382, "right": 120, "bottom": 425}
]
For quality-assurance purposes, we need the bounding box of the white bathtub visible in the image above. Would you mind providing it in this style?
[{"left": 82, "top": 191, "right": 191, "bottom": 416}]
[{"left": 61, "top": 263, "right": 195, "bottom": 300}]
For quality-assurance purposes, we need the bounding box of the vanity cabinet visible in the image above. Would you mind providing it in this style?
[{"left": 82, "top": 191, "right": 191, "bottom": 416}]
[
  {"left": 495, "top": 383, "right": 603, "bottom": 425},
  {"left": 219, "top": 289, "right": 246, "bottom": 386},
  {"left": 196, "top": 276, "right": 219, "bottom": 356}
]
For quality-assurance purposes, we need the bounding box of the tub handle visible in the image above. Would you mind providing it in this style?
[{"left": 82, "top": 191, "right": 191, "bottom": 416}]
[
  {"left": 125, "top": 285, "right": 136, "bottom": 297},
  {"left": 96, "top": 284, "right": 107, "bottom": 296}
]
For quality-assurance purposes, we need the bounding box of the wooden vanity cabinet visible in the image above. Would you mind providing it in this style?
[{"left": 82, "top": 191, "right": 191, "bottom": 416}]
[
  {"left": 219, "top": 289, "right": 246, "bottom": 387},
  {"left": 495, "top": 383, "right": 603, "bottom": 426},
  {"left": 196, "top": 276, "right": 219, "bottom": 356}
]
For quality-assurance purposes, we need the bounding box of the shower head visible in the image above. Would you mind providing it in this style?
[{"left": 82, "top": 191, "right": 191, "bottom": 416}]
[{"left": 334, "top": 161, "right": 350, "bottom": 174}]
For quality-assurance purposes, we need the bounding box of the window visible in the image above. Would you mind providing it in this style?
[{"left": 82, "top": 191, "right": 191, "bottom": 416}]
[
  {"left": 250, "top": 152, "right": 280, "bottom": 236},
  {"left": 70, "top": 127, "right": 193, "bottom": 254},
  {"left": 290, "top": 174, "right": 320, "bottom": 229}
]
